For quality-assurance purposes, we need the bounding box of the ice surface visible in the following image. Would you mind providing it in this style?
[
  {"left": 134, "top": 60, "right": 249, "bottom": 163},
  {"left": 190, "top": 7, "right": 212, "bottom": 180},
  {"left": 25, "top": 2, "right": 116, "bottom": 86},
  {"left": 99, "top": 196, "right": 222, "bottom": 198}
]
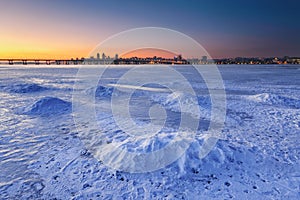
[{"left": 0, "top": 65, "right": 299, "bottom": 199}]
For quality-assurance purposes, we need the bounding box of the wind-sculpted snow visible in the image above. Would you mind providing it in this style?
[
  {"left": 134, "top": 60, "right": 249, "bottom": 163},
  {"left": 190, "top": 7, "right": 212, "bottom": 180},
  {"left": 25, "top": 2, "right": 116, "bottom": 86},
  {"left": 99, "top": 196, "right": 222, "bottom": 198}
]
[
  {"left": 85, "top": 85, "right": 123, "bottom": 100},
  {"left": 22, "top": 97, "right": 71, "bottom": 115},
  {"left": 95, "top": 85, "right": 114, "bottom": 97},
  {"left": 150, "top": 92, "right": 211, "bottom": 119},
  {"left": 1, "top": 82, "right": 48, "bottom": 93},
  {"left": 0, "top": 65, "right": 299, "bottom": 199},
  {"left": 246, "top": 93, "right": 300, "bottom": 109},
  {"left": 96, "top": 115, "right": 177, "bottom": 153}
]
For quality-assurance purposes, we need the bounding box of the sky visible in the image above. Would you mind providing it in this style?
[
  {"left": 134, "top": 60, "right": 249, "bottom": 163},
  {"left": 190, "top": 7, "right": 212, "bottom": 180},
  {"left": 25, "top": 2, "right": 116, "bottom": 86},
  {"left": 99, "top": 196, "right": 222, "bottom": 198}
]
[{"left": 0, "top": 0, "right": 300, "bottom": 59}]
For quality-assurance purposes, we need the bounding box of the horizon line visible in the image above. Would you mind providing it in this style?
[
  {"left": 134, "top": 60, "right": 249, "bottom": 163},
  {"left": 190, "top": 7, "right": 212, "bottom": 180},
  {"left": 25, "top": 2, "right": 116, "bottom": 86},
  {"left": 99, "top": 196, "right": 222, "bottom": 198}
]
[{"left": 1, "top": 55, "right": 300, "bottom": 60}]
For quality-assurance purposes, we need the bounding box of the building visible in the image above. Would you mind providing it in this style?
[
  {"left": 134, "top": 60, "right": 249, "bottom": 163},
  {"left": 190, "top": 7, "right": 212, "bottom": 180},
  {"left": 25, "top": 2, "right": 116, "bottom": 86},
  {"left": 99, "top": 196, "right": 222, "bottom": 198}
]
[
  {"left": 201, "top": 56, "right": 208, "bottom": 64},
  {"left": 288, "top": 57, "right": 300, "bottom": 64}
]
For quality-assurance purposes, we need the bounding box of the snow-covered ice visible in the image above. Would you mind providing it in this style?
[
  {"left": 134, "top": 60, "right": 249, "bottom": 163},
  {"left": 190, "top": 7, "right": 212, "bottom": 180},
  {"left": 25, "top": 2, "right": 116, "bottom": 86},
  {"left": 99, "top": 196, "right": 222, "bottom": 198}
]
[{"left": 0, "top": 65, "right": 299, "bottom": 199}]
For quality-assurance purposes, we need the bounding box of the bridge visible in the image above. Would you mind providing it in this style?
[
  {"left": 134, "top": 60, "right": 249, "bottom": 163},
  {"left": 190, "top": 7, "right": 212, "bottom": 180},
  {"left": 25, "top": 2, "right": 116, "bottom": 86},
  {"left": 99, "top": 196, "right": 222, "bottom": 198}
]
[
  {"left": 0, "top": 57, "right": 190, "bottom": 65},
  {"left": 0, "top": 58, "right": 84, "bottom": 65}
]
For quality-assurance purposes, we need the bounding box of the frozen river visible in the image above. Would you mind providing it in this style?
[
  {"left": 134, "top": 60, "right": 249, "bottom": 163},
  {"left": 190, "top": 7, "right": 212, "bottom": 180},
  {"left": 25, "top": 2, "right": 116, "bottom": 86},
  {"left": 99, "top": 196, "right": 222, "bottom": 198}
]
[{"left": 0, "top": 65, "right": 299, "bottom": 199}]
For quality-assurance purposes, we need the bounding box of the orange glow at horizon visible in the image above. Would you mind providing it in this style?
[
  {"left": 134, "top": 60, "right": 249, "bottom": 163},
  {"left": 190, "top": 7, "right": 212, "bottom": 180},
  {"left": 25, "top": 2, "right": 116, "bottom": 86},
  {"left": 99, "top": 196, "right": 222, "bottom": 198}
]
[
  {"left": 0, "top": 41, "right": 91, "bottom": 59},
  {"left": 0, "top": 45, "right": 91, "bottom": 60},
  {"left": 0, "top": 49, "right": 88, "bottom": 60},
  {"left": 121, "top": 48, "right": 179, "bottom": 59},
  {"left": 0, "top": 28, "right": 94, "bottom": 60},
  {"left": 0, "top": 46, "right": 181, "bottom": 60}
]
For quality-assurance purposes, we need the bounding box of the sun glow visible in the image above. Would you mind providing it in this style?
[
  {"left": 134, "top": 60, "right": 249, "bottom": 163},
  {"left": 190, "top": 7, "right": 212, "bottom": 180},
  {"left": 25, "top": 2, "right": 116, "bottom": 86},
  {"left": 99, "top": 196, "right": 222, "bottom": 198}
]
[{"left": 121, "top": 48, "right": 178, "bottom": 59}]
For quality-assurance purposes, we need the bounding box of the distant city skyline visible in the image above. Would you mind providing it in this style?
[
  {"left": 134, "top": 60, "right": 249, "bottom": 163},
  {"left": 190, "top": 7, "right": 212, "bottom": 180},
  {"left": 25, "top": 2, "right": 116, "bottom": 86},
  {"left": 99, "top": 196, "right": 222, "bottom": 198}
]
[
  {"left": 1, "top": 53, "right": 299, "bottom": 66},
  {"left": 1, "top": 0, "right": 300, "bottom": 59}
]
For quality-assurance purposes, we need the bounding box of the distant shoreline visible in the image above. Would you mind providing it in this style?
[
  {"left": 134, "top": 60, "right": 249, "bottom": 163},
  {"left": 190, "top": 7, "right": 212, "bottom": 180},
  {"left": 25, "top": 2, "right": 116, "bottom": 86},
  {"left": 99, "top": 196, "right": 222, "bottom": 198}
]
[
  {"left": 1, "top": 56, "right": 299, "bottom": 65},
  {"left": 1, "top": 64, "right": 299, "bottom": 67}
]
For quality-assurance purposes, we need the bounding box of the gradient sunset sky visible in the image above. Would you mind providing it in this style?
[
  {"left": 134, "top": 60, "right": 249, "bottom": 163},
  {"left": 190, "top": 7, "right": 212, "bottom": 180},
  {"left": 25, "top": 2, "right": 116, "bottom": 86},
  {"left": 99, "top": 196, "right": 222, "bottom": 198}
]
[{"left": 1, "top": 0, "right": 300, "bottom": 59}]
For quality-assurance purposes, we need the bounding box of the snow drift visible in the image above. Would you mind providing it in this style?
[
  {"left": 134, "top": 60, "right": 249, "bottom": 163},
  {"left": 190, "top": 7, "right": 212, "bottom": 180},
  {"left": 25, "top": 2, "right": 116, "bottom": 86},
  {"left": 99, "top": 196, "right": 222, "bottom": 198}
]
[
  {"left": 22, "top": 97, "right": 71, "bottom": 115},
  {"left": 246, "top": 93, "right": 300, "bottom": 109},
  {"left": 2, "top": 82, "right": 48, "bottom": 93},
  {"left": 150, "top": 92, "right": 211, "bottom": 119},
  {"left": 84, "top": 85, "right": 121, "bottom": 100}
]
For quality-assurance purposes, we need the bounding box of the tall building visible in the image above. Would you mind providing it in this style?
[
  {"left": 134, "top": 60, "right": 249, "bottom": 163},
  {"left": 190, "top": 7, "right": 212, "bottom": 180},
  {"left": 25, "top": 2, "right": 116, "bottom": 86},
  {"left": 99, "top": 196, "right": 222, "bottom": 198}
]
[
  {"left": 102, "top": 53, "right": 106, "bottom": 60},
  {"left": 97, "top": 53, "right": 100, "bottom": 60},
  {"left": 115, "top": 54, "right": 118, "bottom": 60},
  {"left": 201, "top": 56, "right": 208, "bottom": 64}
]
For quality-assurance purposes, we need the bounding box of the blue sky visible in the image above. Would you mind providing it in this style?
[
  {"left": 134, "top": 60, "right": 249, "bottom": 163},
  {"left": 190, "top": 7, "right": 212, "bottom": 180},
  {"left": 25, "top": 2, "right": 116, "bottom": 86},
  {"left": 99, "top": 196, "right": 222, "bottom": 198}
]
[{"left": 1, "top": 0, "right": 299, "bottom": 58}]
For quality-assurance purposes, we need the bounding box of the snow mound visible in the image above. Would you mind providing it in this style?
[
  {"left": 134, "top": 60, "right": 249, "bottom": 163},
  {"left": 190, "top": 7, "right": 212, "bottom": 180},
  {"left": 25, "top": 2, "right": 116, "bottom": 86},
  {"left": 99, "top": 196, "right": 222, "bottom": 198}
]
[
  {"left": 151, "top": 92, "right": 211, "bottom": 119},
  {"left": 3, "top": 83, "right": 48, "bottom": 93},
  {"left": 95, "top": 85, "right": 114, "bottom": 97},
  {"left": 23, "top": 97, "right": 71, "bottom": 115},
  {"left": 85, "top": 85, "right": 119, "bottom": 99},
  {"left": 246, "top": 93, "right": 300, "bottom": 109}
]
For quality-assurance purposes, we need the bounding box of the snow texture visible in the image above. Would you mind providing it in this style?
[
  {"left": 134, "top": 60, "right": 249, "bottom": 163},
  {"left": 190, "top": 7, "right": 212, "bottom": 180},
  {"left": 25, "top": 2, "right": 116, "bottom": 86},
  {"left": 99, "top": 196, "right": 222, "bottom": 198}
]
[{"left": 0, "top": 65, "right": 299, "bottom": 199}]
